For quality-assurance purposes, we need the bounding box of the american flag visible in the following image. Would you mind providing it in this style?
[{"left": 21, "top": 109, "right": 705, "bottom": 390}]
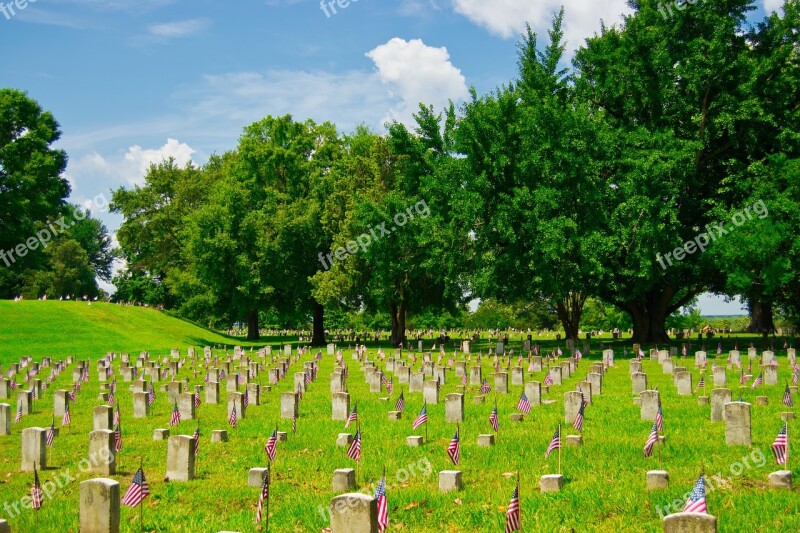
[
  {"left": 682, "top": 476, "right": 707, "bottom": 513},
  {"left": 655, "top": 404, "right": 664, "bottom": 432},
  {"left": 489, "top": 405, "right": 499, "bottom": 432},
  {"left": 751, "top": 372, "right": 763, "bottom": 389},
  {"left": 169, "top": 403, "right": 181, "bottom": 427},
  {"left": 783, "top": 385, "right": 794, "bottom": 408},
  {"left": 121, "top": 467, "right": 150, "bottom": 507},
  {"left": 395, "top": 392, "right": 405, "bottom": 412},
  {"left": 114, "top": 423, "right": 123, "bottom": 452},
  {"left": 265, "top": 429, "right": 277, "bottom": 462},
  {"left": 195, "top": 390, "right": 201, "bottom": 407},
  {"left": 772, "top": 424, "right": 788, "bottom": 465},
  {"left": 255, "top": 467, "right": 270, "bottom": 523},
  {"left": 147, "top": 382, "right": 156, "bottom": 406},
  {"left": 480, "top": 379, "right": 491, "bottom": 394},
  {"left": 243, "top": 391, "right": 249, "bottom": 408},
  {"left": 545, "top": 426, "right": 560, "bottom": 458},
  {"left": 193, "top": 426, "right": 200, "bottom": 455},
  {"left": 292, "top": 414, "right": 297, "bottom": 435},
  {"left": 386, "top": 377, "right": 394, "bottom": 395},
  {"left": 461, "top": 373, "right": 467, "bottom": 386},
  {"left": 446, "top": 427, "right": 460, "bottom": 465},
  {"left": 528, "top": 359, "right": 535, "bottom": 372},
  {"left": 412, "top": 404, "right": 428, "bottom": 430},
  {"left": 62, "top": 403, "right": 71, "bottom": 426},
  {"left": 375, "top": 475, "right": 388, "bottom": 532},
  {"left": 347, "top": 430, "right": 362, "bottom": 462},
  {"left": 31, "top": 466, "right": 44, "bottom": 511},
  {"left": 572, "top": 401, "right": 585, "bottom": 431},
  {"left": 46, "top": 418, "right": 55, "bottom": 447},
  {"left": 345, "top": 404, "right": 358, "bottom": 428},
  {"left": 717, "top": 343, "right": 722, "bottom": 355},
  {"left": 696, "top": 375, "right": 705, "bottom": 390},
  {"left": 516, "top": 392, "right": 531, "bottom": 415},
  {"left": 505, "top": 483, "right": 520, "bottom": 533},
  {"left": 643, "top": 421, "right": 658, "bottom": 457},
  {"left": 15, "top": 404, "right": 22, "bottom": 423},
  {"left": 740, "top": 371, "right": 748, "bottom": 385},
  {"left": 544, "top": 372, "right": 554, "bottom": 387},
  {"left": 305, "top": 372, "right": 312, "bottom": 386},
  {"left": 228, "top": 403, "right": 238, "bottom": 427},
  {"left": 114, "top": 405, "right": 120, "bottom": 426},
  {"left": 794, "top": 371, "right": 798, "bottom": 386}
]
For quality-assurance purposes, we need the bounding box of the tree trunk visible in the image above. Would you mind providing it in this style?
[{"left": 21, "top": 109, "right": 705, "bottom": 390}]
[
  {"left": 246, "top": 309, "right": 260, "bottom": 341},
  {"left": 747, "top": 299, "right": 776, "bottom": 334},
  {"left": 624, "top": 288, "right": 677, "bottom": 344},
  {"left": 555, "top": 292, "right": 585, "bottom": 341},
  {"left": 311, "top": 300, "right": 326, "bottom": 346},
  {"left": 390, "top": 300, "right": 407, "bottom": 347}
]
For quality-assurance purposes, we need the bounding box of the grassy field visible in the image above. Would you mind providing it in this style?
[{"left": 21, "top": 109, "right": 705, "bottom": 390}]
[{"left": 0, "top": 302, "right": 797, "bottom": 532}]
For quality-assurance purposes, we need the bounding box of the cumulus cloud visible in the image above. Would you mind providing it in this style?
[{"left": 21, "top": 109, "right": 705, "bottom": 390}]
[
  {"left": 762, "top": 0, "right": 783, "bottom": 12},
  {"left": 365, "top": 38, "right": 469, "bottom": 125},
  {"left": 452, "top": 0, "right": 631, "bottom": 52},
  {"left": 66, "top": 138, "right": 196, "bottom": 189}
]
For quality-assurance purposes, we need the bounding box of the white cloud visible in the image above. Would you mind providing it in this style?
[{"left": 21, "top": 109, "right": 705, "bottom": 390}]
[
  {"left": 67, "top": 138, "right": 196, "bottom": 188},
  {"left": 452, "top": 0, "right": 631, "bottom": 52},
  {"left": 365, "top": 38, "right": 469, "bottom": 125},
  {"left": 147, "top": 18, "right": 211, "bottom": 38},
  {"left": 763, "top": 0, "right": 783, "bottom": 12}
]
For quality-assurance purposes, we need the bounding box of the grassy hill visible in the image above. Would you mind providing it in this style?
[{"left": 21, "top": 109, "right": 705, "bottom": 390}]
[{"left": 0, "top": 301, "right": 267, "bottom": 363}]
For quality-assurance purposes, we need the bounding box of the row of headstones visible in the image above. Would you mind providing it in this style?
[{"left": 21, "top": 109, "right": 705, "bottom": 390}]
[
  {"left": 0, "top": 359, "right": 312, "bottom": 437},
  {"left": 0, "top": 484, "right": 728, "bottom": 533},
  {"left": 631, "top": 361, "right": 796, "bottom": 403},
  {"left": 630, "top": 375, "right": 796, "bottom": 447},
  {"left": 15, "top": 425, "right": 198, "bottom": 477},
  {"left": 326, "top": 360, "right": 607, "bottom": 425},
  {"left": 383, "top": 357, "right": 606, "bottom": 391},
  {"left": 321, "top": 490, "right": 719, "bottom": 533},
  {"left": 0, "top": 356, "right": 57, "bottom": 400}
]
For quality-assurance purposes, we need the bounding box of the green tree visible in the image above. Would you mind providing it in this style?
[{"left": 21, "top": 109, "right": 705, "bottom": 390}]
[
  {"left": 707, "top": 3, "right": 800, "bottom": 332},
  {"left": 187, "top": 116, "right": 341, "bottom": 341},
  {"left": 111, "top": 159, "right": 214, "bottom": 313},
  {"left": 0, "top": 89, "right": 69, "bottom": 296},
  {"left": 573, "top": 0, "right": 761, "bottom": 341},
  {"left": 457, "top": 13, "right": 611, "bottom": 340}
]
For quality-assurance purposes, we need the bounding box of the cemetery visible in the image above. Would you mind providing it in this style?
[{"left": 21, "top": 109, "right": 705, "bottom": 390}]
[
  {"left": 0, "top": 301, "right": 797, "bottom": 531},
  {"left": 2, "top": 0, "right": 799, "bottom": 531}
]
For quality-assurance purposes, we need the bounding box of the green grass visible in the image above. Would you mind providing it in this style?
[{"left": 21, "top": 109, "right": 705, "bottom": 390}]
[
  {"left": 0, "top": 302, "right": 797, "bottom": 531},
  {"left": 0, "top": 301, "right": 270, "bottom": 361}
]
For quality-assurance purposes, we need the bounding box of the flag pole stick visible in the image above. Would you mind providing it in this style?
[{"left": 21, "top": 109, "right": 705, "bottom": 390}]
[
  {"left": 517, "top": 470, "right": 521, "bottom": 530},
  {"left": 558, "top": 424, "right": 562, "bottom": 476},
  {"left": 139, "top": 456, "right": 144, "bottom": 532},
  {"left": 265, "top": 466, "right": 270, "bottom": 533}
]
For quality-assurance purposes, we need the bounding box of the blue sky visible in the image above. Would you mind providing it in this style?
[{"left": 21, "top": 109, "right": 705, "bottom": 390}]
[{"left": 1, "top": 0, "right": 776, "bottom": 313}]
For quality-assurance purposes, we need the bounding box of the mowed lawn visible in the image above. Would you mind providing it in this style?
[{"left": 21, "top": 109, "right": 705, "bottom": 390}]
[{"left": 0, "top": 304, "right": 797, "bottom": 531}]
